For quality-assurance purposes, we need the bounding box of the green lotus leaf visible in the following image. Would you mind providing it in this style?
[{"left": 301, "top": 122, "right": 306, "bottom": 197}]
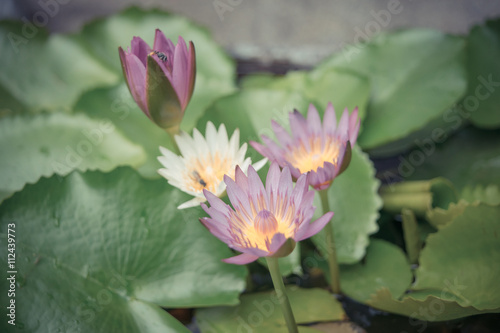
[
  {"left": 318, "top": 29, "right": 467, "bottom": 152},
  {"left": 196, "top": 287, "right": 346, "bottom": 333},
  {"left": 466, "top": 18, "right": 500, "bottom": 128},
  {"left": 413, "top": 204, "right": 500, "bottom": 311},
  {"left": 0, "top": 113, "right": 146, "bottom": 203},
  {"left": 312, "top": 146, "right": 382, "bottom": 264},
  {"left": 0, "top": 168, "right": 247, "bottom": 332}
]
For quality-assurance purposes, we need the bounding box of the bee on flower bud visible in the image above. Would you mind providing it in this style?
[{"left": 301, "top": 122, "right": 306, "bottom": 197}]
[{"left": 149, "top": 50, "right": 168, "bottom": 62}]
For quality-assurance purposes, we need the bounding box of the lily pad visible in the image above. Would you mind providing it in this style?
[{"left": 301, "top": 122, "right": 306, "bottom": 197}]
[
  {"left": 0, "top": 113, "right": 146, "bottom": 203},
  {"left": 461, "top": 184, "right": 500, "bottom": 205},
  {"left": 75, "top": 84, "right": 176, "bottom": 179},
  {"left": 466, "top": 19, "right": 500, "bottom": 128},
  {"left": 196, "top": 287, "right": 346, "bottom": 333},
  {"left": 337, "top": 239, "right": 412, "bottom": 303},
  {"left": 412, "top": 204, "right": 500, "bottom": 311},
  {"left": 196, "top": 89, "right": 311, "bottom": 149},
  {"left": 408, "top": 127, "right": 500, "bottom": 190},
  {"left": 367, "top": 288, "right": 496, "bottom": 322},
  {"left": 312, "top": 146, "right": 382, "bottom": 264},
  {"left": 240, "top": 68, "right": 370, "bottom": 122},
  {"left": 0, "top": 168, "right": 247, "bottom": 332},
  {"left": 0, "top": 21, "right": 118, "bottom": 113},
  {"left": 318, "top": 29, "right": 467, "bottom": 151},
  {"left": 75, "top": 7, "right": 237, "bottom": 130},
  {"left": 426, "top": 200, "right": 468, "bottom": 229}
]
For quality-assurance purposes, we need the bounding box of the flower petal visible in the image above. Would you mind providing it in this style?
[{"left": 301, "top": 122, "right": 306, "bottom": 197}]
[
  {"left": 130, "top": 36, "right": 150, "bottom": 67},
  {"left": 323, "top": 102, "right": 337, "bottom": 136},
  {"left": 124, "top": 53, "right": 148, "bottom": 116},
  {"left": 223, "top": 252, "right": 260, "bottom": 265},
  {"left": 295, "top": 212, "right": 334, "bottom": 241},
  {"left": 178, "top": 197, "right": 205, "bottom": 209},
  {"left": 307, "top": 104, "right": 322, "bottom": 135},
  {"left": 172, "top": 36, "right": 190, "bottom": 109}
]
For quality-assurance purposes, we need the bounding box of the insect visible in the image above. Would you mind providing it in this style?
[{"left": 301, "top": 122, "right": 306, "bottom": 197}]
[
  {"left": 149, "top": 50, "right": 168, "bottom": 62},
  {"left": 192, "top": 171, "right": 207, "bottom": 187}
]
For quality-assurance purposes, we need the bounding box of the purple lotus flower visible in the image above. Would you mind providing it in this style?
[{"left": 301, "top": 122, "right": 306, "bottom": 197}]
[
  {"left": 251, "top": 103, "right": 360, "bottom": 190},
  {"left": 118, "top": 29, "right": 196, "bottom": 130},
  {"left": 200, "top": 162, "right": 334, "bottom": 265}
]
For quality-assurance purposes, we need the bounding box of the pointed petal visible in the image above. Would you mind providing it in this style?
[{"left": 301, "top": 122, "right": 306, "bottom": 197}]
[
  {"left": 337, "top": 108, "right": 350, "bottom": 141},
  {"left": 266, "top": 161, "right": 282, "bottom": 199},
  {"left": 271, "top": 120, "right": 292, "bottom": 146},
  {"left": 247, "top": 166, "right": 268, "bottom": 211},
  {"left": 234, "top": 165, "right": 249, "bottom": 192},
  {"left": 130, "top": 36, "right": 150, "bottom": 67},
  {"left": 125, "top": 53, "right": 148, "bottom": 116},
  {"left": 252, "top": 158, "right": 268, "bottom": 172},
  {"left": 223, "top": 253, "right": 260, "bottom": 265},
  {"left": 295, "top": 212, "right": 334, "bottom": 241},
  {"left": 118, "top": 47, "right": 132, "bottom": 94},
  {"left": 307, "top": 104, "right": 322, "bottom": 135},
  {"left": 337, "top": 142, "right": 352, "bottom": 176},
  {"left": 323, "top": 102, "right": 337, "bottom": 135},
  {"left": 224, "top": 174, "right": 252, "bottom": 215},
  {"left": 186, "top": 41, "right": 196, "bottom": 105},
  {"left": 172, "top": 36, "right": 190, "bottom": 110},
  {"left": 203, "top": 189, "right": 231, "bottom": 215},
  {"left": 289, "top": 110, "right": 309, "bottom": 143},
  {"left": 349, "top": 107, "right": 360, "bottom": 145},
  {"left": 278, "top": 166, "right": 293, "bottom": 197},
  {"left": 291, "top": 173, "right": 308, "bottom": 205},
  {"left": 153, "top": 29, "right": 175, "bottom": 53},
  {"left": 177, "top": 197, "right": 205, "bottom": 209}
]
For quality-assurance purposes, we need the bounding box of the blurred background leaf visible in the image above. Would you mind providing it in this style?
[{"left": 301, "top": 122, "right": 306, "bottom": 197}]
[
  {"left": 0, "top": 113, "right": 146, "bottom": 203},
  {"left": 466, "top": 18, "right": 500, "bottom": 129},
  {"left": 318, "top": 29, "right": 467, "bottom": 154}
]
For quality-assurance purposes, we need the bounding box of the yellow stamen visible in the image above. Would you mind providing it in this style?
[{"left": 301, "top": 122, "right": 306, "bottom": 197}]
[
  {"left": 183, "top": 153, "right": 233, "bottom": 193},
  {"left": 231, "top": 202, "right": 296, "bottom": 251},
  {"left": 285, "top": 135, "right": 341, "bottom": 173}
]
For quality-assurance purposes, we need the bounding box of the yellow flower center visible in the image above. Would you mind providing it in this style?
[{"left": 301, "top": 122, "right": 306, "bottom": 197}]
[
  {"left": 184, "top": 153, "right": 233, "bottom": 193},
  {"left": 285, "top": 135, "right": 341, "bottom": 173},
  {"left": 230, "top": 194, "right": 297, "bottom": 251}
]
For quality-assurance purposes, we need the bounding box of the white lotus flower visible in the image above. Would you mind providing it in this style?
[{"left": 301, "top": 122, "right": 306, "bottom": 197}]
[{"left": 158, "top": 121, "right": 268, "bottom": 209}]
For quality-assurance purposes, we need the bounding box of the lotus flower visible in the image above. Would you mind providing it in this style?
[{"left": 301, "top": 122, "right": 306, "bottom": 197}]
[
  {"left": 251, "top": 103, "right": 360, "bottom": 190},
  {"left": 119, "top": 29, "right": 196, "bottom": 130},
  {"left": 158, "top": 121, "right": 267, "bottom": 209},
  {"left": 200, "top": 162, "right": 334, "bottom": 264}
]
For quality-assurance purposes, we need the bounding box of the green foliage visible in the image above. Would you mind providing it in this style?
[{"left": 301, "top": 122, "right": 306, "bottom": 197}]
[
  {"left": 318, "top": 29, "right": 467, "bottom": 153},
  {"left": 240, "top": 68, "right": 371, "bottom": 122},
  {"left": 312, "top": 146, "right": 382, "bottom": 264},
  {"left": 0, "top": 113, "right": 146, "bottom": 203},
  {"left": 413, "top": 204, "right": 500, "bottom": 311},
  {"left": 1, "top": 6, "right": 499, "bottom": 331},
  {"left": 0, "top": 21, "right": 118, "bottom": 113},
  {"left": 196, "top": 287, "right": 345, "bottom": 333},
  {"left": 408, "top": 127, "right": 500, "bottom": 190},
  {"left": 466, "top": 18, "right": 500, "bottom": 128},
  {"left": 0, "top": 168, "right": 247, "bottom": 332},
  {"left": 338, "top": 239, "right": 412, "bottom": 303}
]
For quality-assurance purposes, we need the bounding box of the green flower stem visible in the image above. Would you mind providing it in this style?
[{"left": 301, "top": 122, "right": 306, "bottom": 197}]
[
  {"left": 265, "top": 257, "right": 298, "bottom": 333},
  {"left": 319, "top": 189, "right": 341, "bottom": 294},
  {"left": 165, "top": 125, "right": 180, "bottom": 154}
]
